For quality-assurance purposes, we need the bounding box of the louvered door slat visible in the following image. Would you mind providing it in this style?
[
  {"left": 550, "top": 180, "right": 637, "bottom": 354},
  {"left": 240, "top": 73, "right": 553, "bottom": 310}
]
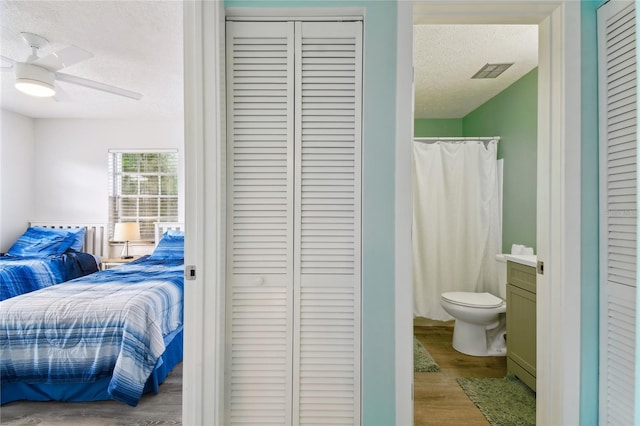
[
  {"left": 598, "top": 2, "right": 637, "bottom": 424},
  {"left": 226, "top": 21, "right": 294, "bottom": 426},
  {"left": 293, "top": 21, "right": 362, "bottom": 426},
  {"left": 609, "top": 149, "right": 637, "bottom": 162}
]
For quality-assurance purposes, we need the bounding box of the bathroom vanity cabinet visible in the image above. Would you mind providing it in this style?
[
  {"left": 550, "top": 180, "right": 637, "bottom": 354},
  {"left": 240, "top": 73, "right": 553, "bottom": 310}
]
[{"left": 506, "top": 260, "right": 536, "bottom": 391}]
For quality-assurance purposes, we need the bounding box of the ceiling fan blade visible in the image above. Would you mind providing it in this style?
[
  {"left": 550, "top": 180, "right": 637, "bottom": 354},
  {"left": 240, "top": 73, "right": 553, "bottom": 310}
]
[
  {"left": 33, "top": 46, "right": 93, "bottom": 71},
  {"left": 56, "top": 72, "right": 143, "bottom": 100},
  {"left": 52, "top": 84, "right": 68, "bottom": 102},
  {"left": 1, "top": 55, "right": 16, "bottom": 71}
]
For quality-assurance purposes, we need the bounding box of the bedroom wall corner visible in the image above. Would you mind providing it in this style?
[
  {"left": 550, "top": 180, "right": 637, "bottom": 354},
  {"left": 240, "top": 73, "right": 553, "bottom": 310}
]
[
  {"left": 0, "top": 109, "right": 35, "bottom": 252},
  {"left": 31, "top": 118, "right": 185, "bottom": 224}
]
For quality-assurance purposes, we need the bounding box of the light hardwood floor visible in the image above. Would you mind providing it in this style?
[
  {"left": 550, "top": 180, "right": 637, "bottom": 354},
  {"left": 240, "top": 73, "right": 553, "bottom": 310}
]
[
  {"left": 1, "top": 363, "right": 182, "bottom": 425},
  {"left": 414, "top": 326, "right": 507, "bottom": 426}
]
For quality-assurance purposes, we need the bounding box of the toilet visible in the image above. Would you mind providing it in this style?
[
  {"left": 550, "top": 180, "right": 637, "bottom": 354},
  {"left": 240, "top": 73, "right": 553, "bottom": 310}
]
[{"left": 440, "top": 254, "right": 508, "bottom": 356}]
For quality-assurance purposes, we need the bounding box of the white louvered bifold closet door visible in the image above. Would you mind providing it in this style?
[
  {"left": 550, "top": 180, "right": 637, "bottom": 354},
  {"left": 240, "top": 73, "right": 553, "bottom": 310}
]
[
  {"left": 293, "top": 21, "right": 362, "bottom": 426},
  {"left": 225, "top": 21, "right": 295, "bottom": 425},
  {"left": 598, "top": 2, "right": 637, "bottom": 425},
  {"left": 226, "top": 20, "right": 362, "bottom": 426}
]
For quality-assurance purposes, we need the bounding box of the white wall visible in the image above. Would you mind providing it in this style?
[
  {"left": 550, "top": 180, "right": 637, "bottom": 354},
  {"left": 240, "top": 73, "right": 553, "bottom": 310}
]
[
  {"left": 32, "top": 119, "right": 184, "bottom": 225},
  {"left": 0, "top": 109, "right": 35, "bottom": 252}
]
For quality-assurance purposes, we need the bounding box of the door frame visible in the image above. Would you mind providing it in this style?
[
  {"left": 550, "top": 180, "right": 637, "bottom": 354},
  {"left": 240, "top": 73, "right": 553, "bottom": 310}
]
[
  {"left": 183, "top": 0, "right": 582, "bottom": 424},
  {"left": 183, "top": 1, "right": 226, "bottom": 425},
  {"left": 395, "top": 2, "right": 581, "bottom": 425}
]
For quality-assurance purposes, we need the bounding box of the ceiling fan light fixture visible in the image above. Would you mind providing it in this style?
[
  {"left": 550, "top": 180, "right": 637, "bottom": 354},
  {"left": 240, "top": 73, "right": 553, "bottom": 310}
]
[
  {"left": 14, "top": 62, "right": 55, "bottom": 97},
  {"left": 15, "top": 79, "right": 55, "bottom": 97}
]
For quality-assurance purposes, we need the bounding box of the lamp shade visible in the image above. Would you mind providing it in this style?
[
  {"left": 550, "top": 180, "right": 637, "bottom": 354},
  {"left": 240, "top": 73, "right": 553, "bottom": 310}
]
[{"left": 113, "top": 222, "right": 140, "bottom": 242}]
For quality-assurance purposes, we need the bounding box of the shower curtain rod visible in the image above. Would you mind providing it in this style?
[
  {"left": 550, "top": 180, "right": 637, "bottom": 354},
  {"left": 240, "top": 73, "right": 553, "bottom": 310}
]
[{"left": 414, "top": 136, "right": 500, "bottom": 142}]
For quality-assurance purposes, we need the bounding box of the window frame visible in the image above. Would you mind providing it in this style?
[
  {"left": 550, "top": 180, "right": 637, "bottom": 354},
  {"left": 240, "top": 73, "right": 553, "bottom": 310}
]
[{"left": 108, "top": 149, "right": 179, "bottom": 241}]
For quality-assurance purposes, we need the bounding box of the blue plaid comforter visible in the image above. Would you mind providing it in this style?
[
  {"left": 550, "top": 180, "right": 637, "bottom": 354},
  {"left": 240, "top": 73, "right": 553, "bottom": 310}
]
[
  {"left": 0, "top": 252, "right": 99, "bottom": 301},
  {"left": 0, "top": 256, "right": 184, "bottom": 406}
]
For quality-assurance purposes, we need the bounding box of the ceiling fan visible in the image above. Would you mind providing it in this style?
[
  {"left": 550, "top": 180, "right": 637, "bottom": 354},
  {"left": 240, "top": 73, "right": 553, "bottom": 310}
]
[{"left": 1, "top": 32, "right": 142, "bottom": 100}]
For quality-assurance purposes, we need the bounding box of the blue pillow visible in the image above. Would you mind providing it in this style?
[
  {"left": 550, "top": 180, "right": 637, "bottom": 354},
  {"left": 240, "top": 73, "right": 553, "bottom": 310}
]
[
  {"left": 32, "top": 227, "right": 85, "bottom": 252},
  {"left": 7, "top": 227, "right": 75, "bottom": 258},
  {"left": 65, "top": 227, "right": 86, "bottom": 251},
  {"left": 149, "top": 230, "right": 184, "bottom": 260}
]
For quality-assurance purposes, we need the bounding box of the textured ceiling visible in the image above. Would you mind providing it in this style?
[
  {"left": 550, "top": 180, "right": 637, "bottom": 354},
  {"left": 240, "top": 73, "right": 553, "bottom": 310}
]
[
  {"left": 0, "top": 1, "right": 183, "bottom": 119},
  {"left": 0, "top": 4, "right": 535, "bottom": 121},
  {"left": 414, "top": 24, "right": 538, "bottom": 119}
]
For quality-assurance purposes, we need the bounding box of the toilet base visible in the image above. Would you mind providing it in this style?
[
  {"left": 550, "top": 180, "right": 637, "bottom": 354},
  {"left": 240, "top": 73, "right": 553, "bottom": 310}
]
[{"left": 452, "top": 318, "right": 507, "bottom": 357}]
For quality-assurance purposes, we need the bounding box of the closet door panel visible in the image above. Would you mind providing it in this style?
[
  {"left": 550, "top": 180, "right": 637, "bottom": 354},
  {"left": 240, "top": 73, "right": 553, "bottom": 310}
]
[
  {"left": 226, "top": 19, "right": 362, "bottom": 425},
  {"left": 226, "top": 21, "right": 295, "bottom": 425},
  {"left": 293, "top": 21, "right": 362, "bottom": 426},
  {"left": 598, "top": 2, "right": 637, "bottom": 424}
]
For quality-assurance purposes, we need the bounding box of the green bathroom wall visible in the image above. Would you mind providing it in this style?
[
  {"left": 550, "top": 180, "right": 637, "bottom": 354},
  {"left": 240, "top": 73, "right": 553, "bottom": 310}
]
[
  {"left": 581, "top": 1, "right": 605, "bottom": 424},
  {"left": 414, "top": 118, "right": 463, "bottom": 137},
  {"left": 413, "top": 70, "right": 538, "bottom": 253},
  {"left": 224, "top": 1, "right": 398, "bottom": 424},
  {"left": 463, "top": 68, "right": 538, "bottom": 253}
]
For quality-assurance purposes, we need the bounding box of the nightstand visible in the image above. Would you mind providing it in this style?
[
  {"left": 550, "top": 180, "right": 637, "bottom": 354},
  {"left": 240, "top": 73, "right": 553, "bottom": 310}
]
[{"left": 101, "top": 256, "right": 141, "bottom": 270}]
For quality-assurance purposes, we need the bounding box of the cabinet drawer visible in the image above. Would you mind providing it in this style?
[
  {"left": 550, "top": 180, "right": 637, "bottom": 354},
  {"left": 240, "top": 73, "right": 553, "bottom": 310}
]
[{"left": 507, "top": 261, "right": 537, "bottom": 293}]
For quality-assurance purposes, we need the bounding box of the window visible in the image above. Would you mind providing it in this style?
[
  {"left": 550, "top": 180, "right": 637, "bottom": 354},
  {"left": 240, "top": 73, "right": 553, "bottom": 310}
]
[{"left": 108, "top": 150, "right": 179, "bottom": 240}]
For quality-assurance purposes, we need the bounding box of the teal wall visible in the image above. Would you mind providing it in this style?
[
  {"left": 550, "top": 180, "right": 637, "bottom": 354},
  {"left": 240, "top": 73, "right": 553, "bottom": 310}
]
[
  {"left": 463, "top": 69, "right": 538, "bottom": 252},
  {"left": 414, "top": 118, "right": 462, "bottom": 137},
  {"left": 581, "top": 1, "right": 605, "bottom": 424},
  {"left": 224, "top": 1, "right": 398, "bottom": 424}
]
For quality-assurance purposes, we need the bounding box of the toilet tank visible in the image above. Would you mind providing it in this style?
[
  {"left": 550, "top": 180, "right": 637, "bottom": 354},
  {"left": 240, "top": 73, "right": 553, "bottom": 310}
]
[{"left": 495, "top": 254, "right": 508, "bottom": 299}]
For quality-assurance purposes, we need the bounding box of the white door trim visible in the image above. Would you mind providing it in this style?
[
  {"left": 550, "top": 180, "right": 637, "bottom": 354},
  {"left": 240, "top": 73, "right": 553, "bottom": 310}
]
[
  {"left": 183, "top": 1, "right": 226, "bottom": 425},
  {"left": 394, "top": 4, "right": 415, "bottom": 426},
  {"left": 396, "top": 2, "right": 581, "bottom": 425}
]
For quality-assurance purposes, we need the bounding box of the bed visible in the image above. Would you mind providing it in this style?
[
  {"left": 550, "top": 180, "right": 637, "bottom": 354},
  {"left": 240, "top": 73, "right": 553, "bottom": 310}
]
[
  {"left": 0, "top": 223, "right": 184, "bottom": 407},
  {"left": 0, "top": 222, "right": 107, "bottom": 301}
]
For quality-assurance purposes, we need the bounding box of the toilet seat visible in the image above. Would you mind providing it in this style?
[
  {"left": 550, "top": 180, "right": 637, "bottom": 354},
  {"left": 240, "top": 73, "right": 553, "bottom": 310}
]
[{"left": 441, "top": 292, "right": 504, "bottom": 309}]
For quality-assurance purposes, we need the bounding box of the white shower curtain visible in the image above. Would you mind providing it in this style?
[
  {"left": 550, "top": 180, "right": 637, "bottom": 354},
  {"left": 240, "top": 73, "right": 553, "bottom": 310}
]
[{"left": 413, "top": 140, "right": 501, "bottom": 320}]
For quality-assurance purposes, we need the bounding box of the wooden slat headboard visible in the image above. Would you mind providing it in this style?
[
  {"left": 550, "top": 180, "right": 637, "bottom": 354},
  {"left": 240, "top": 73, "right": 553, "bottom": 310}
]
[
  {"left": 154, "top": 222, "right": 185, "bottom": 246},
  {"left": 29, "top": 222, "right": 109, "bottom": 259}
]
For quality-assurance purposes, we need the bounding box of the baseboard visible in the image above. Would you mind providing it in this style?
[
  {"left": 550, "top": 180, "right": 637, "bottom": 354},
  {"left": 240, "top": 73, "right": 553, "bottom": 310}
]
[{"left": 413, "top": 317, "right": 454, "bottom": 327}]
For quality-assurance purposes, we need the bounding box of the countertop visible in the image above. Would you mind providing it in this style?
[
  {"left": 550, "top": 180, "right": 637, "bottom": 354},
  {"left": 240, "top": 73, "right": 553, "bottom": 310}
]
[{"left": 504, "top": 254, "right": 537, "bottom": 268}]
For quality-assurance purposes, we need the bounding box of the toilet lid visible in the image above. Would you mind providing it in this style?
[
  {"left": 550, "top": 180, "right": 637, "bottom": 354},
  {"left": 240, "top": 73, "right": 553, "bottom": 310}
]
[{"left": 441, "top": 292, "right": 504, "bottom": 308}]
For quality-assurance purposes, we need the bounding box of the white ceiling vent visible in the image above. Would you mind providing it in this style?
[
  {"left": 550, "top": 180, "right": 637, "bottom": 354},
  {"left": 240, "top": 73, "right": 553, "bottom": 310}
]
[{"left": 471, "top": 63, "right": 514, "bottom": 79}]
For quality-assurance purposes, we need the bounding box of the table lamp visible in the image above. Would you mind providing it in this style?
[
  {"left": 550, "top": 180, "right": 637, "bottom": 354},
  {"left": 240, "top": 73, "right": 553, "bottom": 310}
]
[{"left": 113, "top": 222, "right": 140, "bottom": 259}]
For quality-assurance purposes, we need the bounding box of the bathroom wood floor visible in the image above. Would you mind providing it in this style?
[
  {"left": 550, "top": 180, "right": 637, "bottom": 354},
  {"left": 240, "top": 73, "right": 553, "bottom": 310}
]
[{"left": 414, "top": 325, "right": 507, "bottom": 426}]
